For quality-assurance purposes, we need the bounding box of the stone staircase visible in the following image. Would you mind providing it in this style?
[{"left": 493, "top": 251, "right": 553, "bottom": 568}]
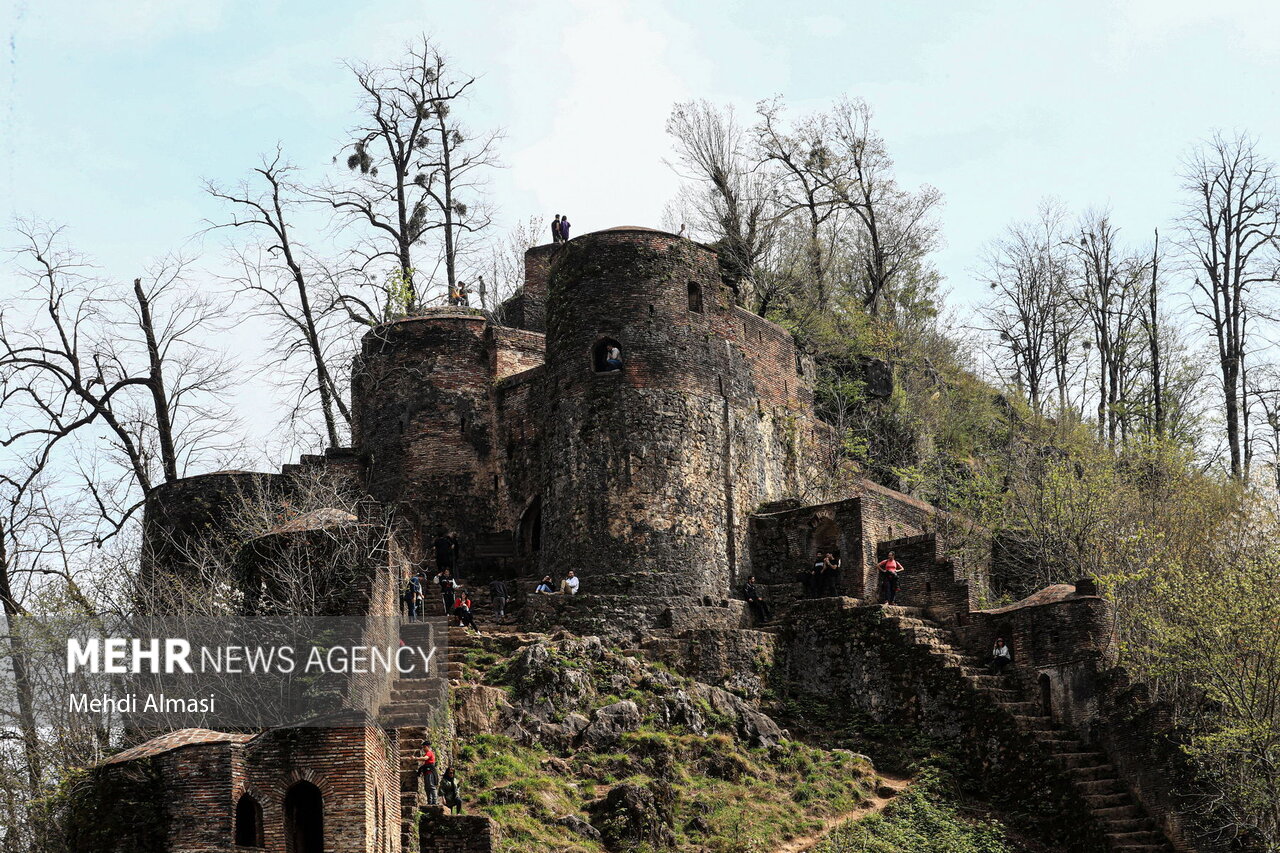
[
  {"left": 379, "top": 617, "right": 505, "bottom": 852},
  {"left": 879, "top": 605, "right": 1172, "bottom": 853}
]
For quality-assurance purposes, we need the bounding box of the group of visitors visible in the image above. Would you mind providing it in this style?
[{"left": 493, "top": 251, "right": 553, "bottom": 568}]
[
  {"left": 534, "top": 570, "right": 580, "bottom": 595},
  {"left": 799, "top": 550, "right": 842, "bottom": 597},
  {"left": 447, "top": 281, "right": 470, "bottom": 306},
  {"left": 551, "top": 214, "right": 572, "bottom": 244},
  {"left": 416, "top": 739, "right": 463, "bottom": 814}
]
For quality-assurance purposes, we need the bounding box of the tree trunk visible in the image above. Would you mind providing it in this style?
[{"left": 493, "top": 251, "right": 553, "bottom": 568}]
[
  {"left": 133, "top": 278, "right": 179, "bottom": 483},
  {"left": 0, "top": 523, "right": 40, "bottom": 792}
]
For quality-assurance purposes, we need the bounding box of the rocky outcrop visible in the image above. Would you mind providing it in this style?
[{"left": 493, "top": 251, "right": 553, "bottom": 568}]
[{"left": 587, "top": 781, "right": 677, "bottom": 850}]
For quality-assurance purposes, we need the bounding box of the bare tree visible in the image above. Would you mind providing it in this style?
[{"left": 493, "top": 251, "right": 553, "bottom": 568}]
[
  {"left": 0, "top": 221, "right": 239, "bottom": 540},
  {"left": 1178, "top": 132, "right": 1280, "bottom": 478},
  {"left": 754, "top": 97, "right": 848, "bottom": 309},
  {"left": 666, "top": 99, "right": 774, "bottom": 309},
  {"left": 313, "top": 36, "right": 502, "bottom": 314},
  {"left": 482, "top": 215, "right": 544, "bottom": 318},
  {"left": 824, "top": 97, "right": 942, "bottom": 317},
  {"left": 1064, "top": 210, "right": 1147, "bottom": 444},
  {"left": 207, "top": 152, "right": 352, "bottom": 448},
  {"left": 979, "top": 201, "right": 1080, "bottom": 413}
]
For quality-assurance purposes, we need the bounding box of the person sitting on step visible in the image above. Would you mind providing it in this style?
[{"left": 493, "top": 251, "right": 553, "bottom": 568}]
[
  {"left": 560, "top": 570, "right": 580, "bottom": 595},
  {"left": 440, "top": 766, "right": 463, "bottom": 814},
  {"left": 535, "top": 575, "right": 555, "bottom": 594},
  {"left": 453, "top": 591, "right": 478, "bottom": 631},
  {"left": 743, "top": 576, "right": 772, "bottom": 623},
  {"left": 988, "top": 637, "right": 1012, "bottom": 675}
]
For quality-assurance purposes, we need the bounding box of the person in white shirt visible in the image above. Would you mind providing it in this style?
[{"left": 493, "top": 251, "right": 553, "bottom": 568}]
[
  {"left": 988, "top": 638, "right": 1012, "bottom": 675},
  {"left": 560, "top": 571, "right": 580, "bottom": 595}
]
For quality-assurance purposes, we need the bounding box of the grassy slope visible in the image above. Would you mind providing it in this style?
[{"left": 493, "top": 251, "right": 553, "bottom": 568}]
[{"left": 453, "top": 637, "right": 1030, "bottom": 853}]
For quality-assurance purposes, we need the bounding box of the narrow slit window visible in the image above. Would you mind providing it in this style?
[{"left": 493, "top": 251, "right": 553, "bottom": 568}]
[{"left": 687, "top": 281, "right": 704, "bottom": 313}]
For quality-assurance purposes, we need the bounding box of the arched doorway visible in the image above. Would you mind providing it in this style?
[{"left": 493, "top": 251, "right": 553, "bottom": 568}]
[
  {"left": 234, "top": 793, "right": 263, "bottom": 847},
  {"left": 284, "top": 781, "right": 323, "bottom": 853},
  {"left": 519, "top": 498, "right": 542, "bottom": 554}
]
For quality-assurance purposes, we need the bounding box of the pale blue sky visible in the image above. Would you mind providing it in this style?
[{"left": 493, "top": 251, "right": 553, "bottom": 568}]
[
  {"left": 3, "top": 0, "right": 1280, "bottom": 459},
  {"left": 5, "top": 0, "right": 1280, "bottom": 302}
]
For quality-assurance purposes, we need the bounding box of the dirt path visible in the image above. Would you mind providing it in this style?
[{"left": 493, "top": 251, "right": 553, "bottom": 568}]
[{"left": 773, "top": 772, "right": 912, "bottom": 853}]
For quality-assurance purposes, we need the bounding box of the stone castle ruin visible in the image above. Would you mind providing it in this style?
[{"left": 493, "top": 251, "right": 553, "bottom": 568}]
[{"left": 80, "top": 228, "right": 1215, "bottom": 853}]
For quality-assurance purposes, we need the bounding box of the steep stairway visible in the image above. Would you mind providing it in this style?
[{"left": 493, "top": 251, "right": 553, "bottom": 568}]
[
  {"left": 379, "top": 617, "right": 502, "bottom": 852},
  {"left": 879, "top": 606, "right": 1172, "bottom": 853}
]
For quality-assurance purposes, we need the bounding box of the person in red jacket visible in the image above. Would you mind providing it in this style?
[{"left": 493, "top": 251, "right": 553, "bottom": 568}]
[
  {"left": 417, "top": 739, "right": 439, "bottom": 804},
  {"left": 878, "top": 551, "right": 904, "bottom": 605}
]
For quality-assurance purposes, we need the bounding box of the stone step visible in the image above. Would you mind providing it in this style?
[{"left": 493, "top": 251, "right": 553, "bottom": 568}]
[
  {"left": 1083, "top": 793, "right": 1135, "bottom": 810},
  {"left": 1094, "top": 805, "right": 1143, "bottom": 822},
  {"left": 1066, "top": 763, "right": 1119, "bottom": 782},
  {"left": 1074, "top": 778, "right": 1127, "bottom": 796},
  {"left": 1109, "top": 846, "right": 1168, "bottom": 853},
  {"left": 1009, "top": 714, "right": 1055, "bottom": 731},
  {"left": 1101, "top": 817, "right": 1152, "bottom": 835},
  {"left": 1031, "top": 729, "right": 1079, "bottom": 745},
  {"left": 1053, "top": 752, "right": 1107, "bottom": 770},
  {"left": 997, "top": 701, "right": 1040, "bottom": 715}
]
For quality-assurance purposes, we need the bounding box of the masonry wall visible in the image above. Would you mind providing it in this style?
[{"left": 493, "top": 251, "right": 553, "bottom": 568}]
[
  {"left": 539, "top": 229, "right": 816, "bottom": 616},
  {"left": 780, "top": 600, "right": 1112, "bottom": 852},
  {"left": 875, "top": 533, "right": 978, "bottom": 620},
  {"left": 236, "top": 722, "right": 399, "bottom": 853},
  {"left": 142, "top": 471, "right": 286, "bottom": 577},
  {"left": 419, "top": 811, "right": 499, "bottom": 853},
  {"left": 352, "top": 313, "right": 499, "bottom": 564}
]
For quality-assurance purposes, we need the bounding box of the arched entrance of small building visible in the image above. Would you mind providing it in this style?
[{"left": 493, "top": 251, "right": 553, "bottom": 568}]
[
  {"left": 284, "top": 781, "right": 323, "bottom": 853},
  {"left": 234, "top": 793, "right": 264, "bottom": 847}
]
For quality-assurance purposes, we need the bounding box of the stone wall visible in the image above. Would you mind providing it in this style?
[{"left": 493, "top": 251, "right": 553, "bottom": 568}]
[
  {"left": 874, "top": 533, "right": 977, "bottom": 621},
  {"left": 540, "top": 228, "right": 817, "bottom": 621},
  {"left": 419, "top": 810, "right": 499, "bottom": 853},
  {"left": 747, "top": 481, "right": 958, "bottom": 602},
  {"left": 142, "top": 471, "right": 286, "bottom": 577},
  {"left": 352, "top": 312, "right": 500, "bottom": 565},
  {"left": 778, "top": 600, "right": 1111, "bottom": 852}
]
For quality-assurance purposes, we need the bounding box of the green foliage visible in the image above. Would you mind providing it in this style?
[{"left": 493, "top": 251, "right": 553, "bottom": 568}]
[
  {"left": 814, "top": 770, "right": 1013, "bottom": 853},
  {"left": 384, "top": 266, "right": 416, "bottom": 319}
]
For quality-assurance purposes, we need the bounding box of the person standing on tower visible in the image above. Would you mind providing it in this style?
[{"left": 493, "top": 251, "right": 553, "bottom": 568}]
[
  {"left": 878, "top": 551, "right": 904, "bottom": 605},
  {"left": 559, "top": 214, "right": 571, "bottom": 242},
  {"left": 551, "top": 214, "right": 563, "bottom": 244}
]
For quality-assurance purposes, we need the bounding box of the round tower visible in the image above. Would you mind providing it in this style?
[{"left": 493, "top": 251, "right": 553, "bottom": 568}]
[
  {"left": 351, "top": 309, "right": 497, "bottom": 560},
  {"left": 541, "top": 228, "right": 738, "bottom": 605}
]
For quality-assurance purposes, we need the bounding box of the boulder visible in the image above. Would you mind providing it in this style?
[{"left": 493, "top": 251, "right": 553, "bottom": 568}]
[
  {"left": 453, "top": 685, "right": 510, "bottom": 736},
  {"left": 582, "top": 700, "right": 642, "bottom": 748},
  {"left": 557, "top": 814, "right": 603, "bottom": 841},
  {"left": 587, "top": 782, "right": 676, "bottom": 850}
]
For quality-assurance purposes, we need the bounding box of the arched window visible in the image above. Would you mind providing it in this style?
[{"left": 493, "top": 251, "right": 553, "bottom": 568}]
[
  {"left": 1039, "top": 673, "right": 1053, "bottom": 721},
  {"left": 234, "top": 793, "right": 264, "bottom": 848},
  {"left": 592, "top": 338, "right": 623, "bottom": 373},
  {"left": 284, "top": 781, "right": 323, "bottom": 853},
  {"left": 687, "top": 281, "right": 704, "bottom": 313}
]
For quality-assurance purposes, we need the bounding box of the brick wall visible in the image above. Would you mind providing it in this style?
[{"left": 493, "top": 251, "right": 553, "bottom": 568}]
[
  {"left": 419, "top": 810, "right": 499, "bottom": 853},
  {"left": 488, "top": 326, "right": 545, "bottom": 381},
  {"left": 142, "top": 471, "right": 286, "bottom": 577},
  {"left": 539, "top": 228, "right": 818, "bottom": 622},
  {"left": 875, "top": 533, "right": 977, "bottom": 619},
  {"left": 352, "top": 312, "right": 500, "bottom": 566}
]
